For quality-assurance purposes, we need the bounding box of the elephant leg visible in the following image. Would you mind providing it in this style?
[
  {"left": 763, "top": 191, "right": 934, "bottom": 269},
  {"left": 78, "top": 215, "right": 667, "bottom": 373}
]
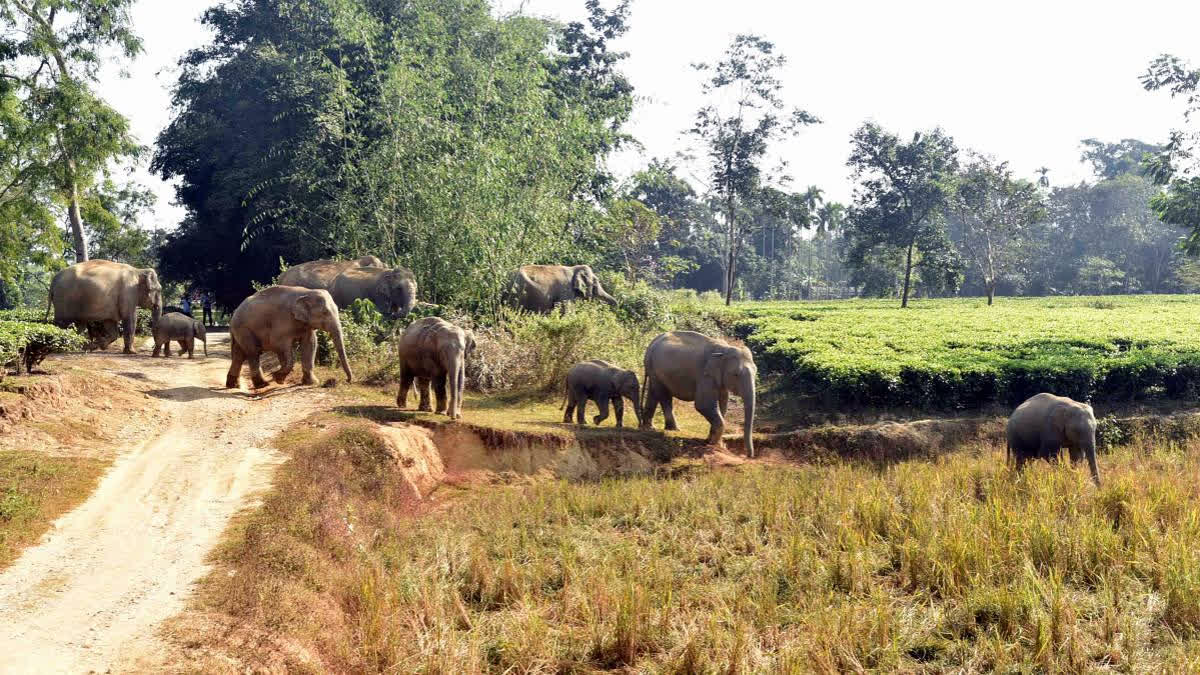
[
  {"left": 576, "top": 395, "right": 587, "bottom": 425},
  {"left": 640, "top": 382, "right": 658, "bottom": 430},
  {"left": 432, "top": 374, "right": 448, "bottom": 415},
  {"left": 1068, "top": 445, "right": 1083, "bottom": 463},
  {"left": 163, "top": 340, "right": 172, "bottom": 357},
  {"left": 696, "top": 387, "right": 726, "bottom": 448},
  {"left": 563, "top": 391, "right": 577, "bottom": 424},
  {"left": 417, "top": 377, "right": 433, "bottom": 412},
  {"left": 272, "top": 347, "right": 294, "bottom": 384},
  {"left": 613, "top": 397, "right": 624, "bottom": 428},
  {"left": 121, "top": 310, "right": 136, "bottom": 354},
  {"left": 397, "top": 366, "right": 414, "bottom": 409},
  {"left": 178, "top": 340, "right": 187, "bottom": 358},
  {"left": 226, "top": 341, "right": 246, "bottom": 389},
  {"left": 247, "top": 353, "right": 269, "bottom": 389},
  {"left": 593, "top": 396, "right": 610, "bottom": 426},
  {"left": 152, "top": 337, "right": 162, "bottom": 357},
  {"left": 661, "top": 395, "right": 679, "bottom": 432},
  {"left": 298, "top": 330, "right": 317, "bottom": 385},
  {"left": 186, "top": 338, "right": 194, "bottom": 359},
  {"left": 719, "top": 390, "right": 730, "bottom": 417}
]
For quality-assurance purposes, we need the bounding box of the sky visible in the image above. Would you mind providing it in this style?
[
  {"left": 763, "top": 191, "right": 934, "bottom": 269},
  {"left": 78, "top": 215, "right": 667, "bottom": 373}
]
[{"left": 101, "top": 0, "right": 1200, "bottom": 231}]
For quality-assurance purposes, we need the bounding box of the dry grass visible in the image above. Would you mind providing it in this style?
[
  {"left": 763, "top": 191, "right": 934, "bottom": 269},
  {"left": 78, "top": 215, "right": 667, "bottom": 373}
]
[
  {"left": 0, "top": 451, "right": 108, "bottom": 569},
  {"left": 185, "top": 416, "right": 1200, "bottom": 673}
]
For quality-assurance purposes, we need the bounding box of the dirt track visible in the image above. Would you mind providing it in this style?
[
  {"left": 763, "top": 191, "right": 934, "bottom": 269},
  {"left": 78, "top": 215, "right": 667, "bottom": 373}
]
[{"left": 0, "top": 334, "right": 336, "bottom": 674}]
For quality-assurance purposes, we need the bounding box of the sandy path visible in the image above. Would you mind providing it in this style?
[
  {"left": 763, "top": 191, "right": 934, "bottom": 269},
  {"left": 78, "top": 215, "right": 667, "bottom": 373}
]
[{"left": 0, "top": 334, "right": 335, "bottom": 674}]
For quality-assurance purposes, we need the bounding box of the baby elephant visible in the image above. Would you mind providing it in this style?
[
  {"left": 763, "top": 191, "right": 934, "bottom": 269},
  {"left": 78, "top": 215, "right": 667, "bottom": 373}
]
[
  {"left": 396, "top": 317, "right": 475, "bottom": 420},
  {"left": 1006, "top": 392, "right": 1099, "bottom": 485},
  {"left": 562, "top": 360, "right": 641, "bottom": 428},
  {"left": 152, "top": 311, "right": 207, "bottom": 358}
]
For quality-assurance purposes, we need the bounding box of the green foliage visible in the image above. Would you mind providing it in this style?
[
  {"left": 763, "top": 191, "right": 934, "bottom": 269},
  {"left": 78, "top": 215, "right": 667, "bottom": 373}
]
[
  {"left": 845, "top": 123, "right": 960, "bottom": 308},
  {"left": 736, "top": 295, "right": 1200, "bottom": 409},
  {"left": 0, "top": 312, "right": 86, "bottom": 375},
  {"left": 154, "top": 0, "right": 634, "bottom": 312}
]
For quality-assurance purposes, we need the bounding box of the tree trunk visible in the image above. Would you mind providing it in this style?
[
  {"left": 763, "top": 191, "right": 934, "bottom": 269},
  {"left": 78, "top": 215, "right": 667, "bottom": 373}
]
[
  {"left": 986, "top": 279, "right": 995, "bottom": 306},
  {"left": 724, "top": 197, "right": 736, "bottom": 306},
  {"left": 67, "top": 177, "right": 88, "bottom": 262},
  {"left": 901, "top": 239, "right": 914, "bottom": 308}
]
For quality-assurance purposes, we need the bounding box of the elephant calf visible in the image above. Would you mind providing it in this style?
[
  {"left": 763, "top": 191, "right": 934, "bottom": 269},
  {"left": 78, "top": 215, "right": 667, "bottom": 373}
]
[
  {"left": 396, "top": 317, "right": 475, "bottom": 420},
  {"left": 152, "top": 312, "right": 207, "bottom": 358},
  {"left": 1006, "top": 392, "right": 1100, "bottom": 485},
  {"left": 561, "top": 360, "right": 641, "bottom": 428}
]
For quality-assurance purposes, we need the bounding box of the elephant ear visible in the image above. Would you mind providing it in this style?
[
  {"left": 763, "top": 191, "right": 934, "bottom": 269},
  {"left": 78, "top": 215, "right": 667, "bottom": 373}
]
[
  {"left": 571, "top": 268, "right": 588, "bottom": 297},
  {"left": 702, "top": 349, "right": 729, "bottom": 387},
  {"left": 292, "top": 294, "right": 320, "bottom": 324},
  {"left": 465, "top": 330, "right": 476, "bottom": 354}
]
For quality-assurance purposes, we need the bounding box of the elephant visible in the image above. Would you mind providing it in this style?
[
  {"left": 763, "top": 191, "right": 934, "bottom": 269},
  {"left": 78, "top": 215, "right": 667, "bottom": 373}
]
[
  {"left": 329, "top": 266, "right": 417, "bottom": 319},
  {"left": 225, "top": 286, "right": 353, "bottom": 389},
  {"left": 152, "top": 312, "right": 207, "bottom": 359},
  {"left": 47, "top": 259, "right": 163, "bottom": 353},
  {"left": 640, "top": 331, "right": 757, "bottom": 457},
  {"left": 276, "top": 255, "right": 385, "bottom": 290},
  {"left": 1006, "top": 393, "right": 1100, "bottom": 485},
  {"left": 506, "top": 264, "right": 617, "bottom": 313},
  {"left": 396, "top": 317, "right": 475, "bottom": 420},
  {"left": 561, "top": 360, "right": 641, "bottom": 428}
]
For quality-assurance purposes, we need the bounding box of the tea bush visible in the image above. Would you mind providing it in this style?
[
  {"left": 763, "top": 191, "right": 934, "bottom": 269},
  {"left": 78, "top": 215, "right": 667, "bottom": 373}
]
[
  {"left": 0, "top": 316, "right": 87, "bottom": 375},
  {"left": 735, "top": 295, "right": 1200, "bottom": 409}
]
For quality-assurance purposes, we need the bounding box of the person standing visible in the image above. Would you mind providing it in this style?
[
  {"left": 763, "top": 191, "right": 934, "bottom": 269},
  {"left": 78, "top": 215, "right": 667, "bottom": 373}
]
[
  {"left": 180, "top": 293, "right": 192, "bottom": 317},
  {"left": 202, "top": 291, "right": 214, "bottom": 327}
]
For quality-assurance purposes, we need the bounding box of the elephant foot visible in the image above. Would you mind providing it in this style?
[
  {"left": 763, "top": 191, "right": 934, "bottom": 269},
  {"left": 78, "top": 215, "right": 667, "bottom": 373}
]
[
  {"left": 251, "top": 376, "right": 269, "bottom": 389},
  {"left": 272, "top": 371, "right": 290, "bottom": 384},
  {"left": 592, "top": 416, "right": 604, "bottom": 425},
  {"left": 225, "top": 377, "right": 240, "bottom": 389},
  {"left": 300, "top": 373, "right": 316, "bottom": 386},
  {"left": 123, "top": 349, "right": 135, "bottom": 355},
  {"left": 638, "top": 423, "right": 652, "bottom": 431},
  {"left": 418, "top": 405, "right": 433, "bottom": 412},
  {"left": 665, "top": 423, "right": 679, "bottom": 431},
  {"left": 615, "top": 422, "right": 624, "bottom": 428}
]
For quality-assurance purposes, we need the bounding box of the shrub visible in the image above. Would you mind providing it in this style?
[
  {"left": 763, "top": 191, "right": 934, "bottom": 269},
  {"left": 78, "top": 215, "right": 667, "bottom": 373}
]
[{"left": 0, "top": 319, "right": 87, "bottom": 375}]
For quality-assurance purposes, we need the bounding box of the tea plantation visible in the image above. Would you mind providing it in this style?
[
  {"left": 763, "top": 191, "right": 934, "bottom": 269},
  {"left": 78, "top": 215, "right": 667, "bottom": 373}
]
[{"left": 733, "top": 295, "right": 1200, "bottom": 409}]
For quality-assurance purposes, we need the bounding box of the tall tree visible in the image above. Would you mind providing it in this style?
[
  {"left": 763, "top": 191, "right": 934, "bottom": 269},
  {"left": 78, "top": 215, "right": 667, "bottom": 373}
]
[
  {"left": 1141, "top": 54, "right": 1200, "bottom": 253},
  {"left": 844, "top": 123, "right": 959, "bottom": 307},
  {"left": 690, "top": 34, "right": 819, "bottom": 305},
  {"left": 949, "top": 153, "right": 1045, "bottom": 305},
  {"left": 0, "top": 0, "right": 143, "bottom": 262}
]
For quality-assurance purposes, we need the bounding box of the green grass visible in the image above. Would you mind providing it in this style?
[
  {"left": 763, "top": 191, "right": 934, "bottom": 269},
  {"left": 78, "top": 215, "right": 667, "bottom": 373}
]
[
  {"left": 734, "top": 295, "right": 1200, "bottom": 410},
  {"left": 0, "top": 451, "right": 107, "bottom": 569},
  {"left": 189, "top": 417, "right": 1200, "bottom": 672}
]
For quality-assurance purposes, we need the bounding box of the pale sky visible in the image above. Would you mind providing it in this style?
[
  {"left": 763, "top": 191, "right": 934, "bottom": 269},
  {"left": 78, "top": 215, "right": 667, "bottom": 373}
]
[{"left": 101, "top": 0, "right": 1200, "bottom": 231}]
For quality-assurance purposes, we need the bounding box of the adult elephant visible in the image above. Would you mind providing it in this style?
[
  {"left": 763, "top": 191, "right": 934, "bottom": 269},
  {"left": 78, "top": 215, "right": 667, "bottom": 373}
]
[
  {"left": 507, "top": 264, "right": 617, "bottom": 313},
  {"left": 276, "top": 255, "right": 385, "bottom": 290},
  {"left": 329, "top": 266, "right": 417, "bottom": 318},
  {"left": 640, "top": 331, "right": 757, "bottom": 457},
  {"left": 225, "top": 286, "right": 353, "bottom": 389},
  {"left": 1006, "top": 393, "right": 1100, "bottom": 485},
  {"left": 46, "top": 259, "right": 163, "bottom": 353}
]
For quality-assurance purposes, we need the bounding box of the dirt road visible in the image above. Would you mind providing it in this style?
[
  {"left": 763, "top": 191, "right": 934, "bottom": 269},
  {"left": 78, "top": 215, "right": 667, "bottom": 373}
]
[{"left": 0, "top": 334, "right": 336, "bottom": 673}]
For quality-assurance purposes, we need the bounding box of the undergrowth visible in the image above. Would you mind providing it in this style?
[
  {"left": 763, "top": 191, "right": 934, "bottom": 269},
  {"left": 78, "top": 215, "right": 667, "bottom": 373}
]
[
  {"left": 191, "top": 423, "right": 1200, "bottom": 672},
  {"left": 0, "top": 451, "right": 107, "bottom": 569}
]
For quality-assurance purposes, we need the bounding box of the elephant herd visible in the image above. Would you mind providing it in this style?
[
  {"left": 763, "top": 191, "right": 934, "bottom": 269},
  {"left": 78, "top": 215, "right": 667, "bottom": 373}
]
[{"left": 43, "top": 258, "right": 1099, "bottom": 475}]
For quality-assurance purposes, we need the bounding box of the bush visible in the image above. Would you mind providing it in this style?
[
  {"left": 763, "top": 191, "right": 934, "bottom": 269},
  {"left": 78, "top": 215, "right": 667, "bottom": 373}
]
[{"left": 0, "top": 319, "right": 87, "bottom": 376}]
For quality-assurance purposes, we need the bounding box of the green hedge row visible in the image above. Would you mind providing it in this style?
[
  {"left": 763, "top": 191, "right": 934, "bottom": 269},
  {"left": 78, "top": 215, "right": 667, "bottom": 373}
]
[{"left": 0, "top": 317, "right": 87, "bottom": 375}]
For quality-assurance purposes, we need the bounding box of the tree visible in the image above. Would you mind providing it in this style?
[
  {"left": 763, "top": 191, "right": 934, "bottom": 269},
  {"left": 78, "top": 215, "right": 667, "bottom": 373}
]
[
  {"left": 844, "top": 123, "right": 959, "bottom": 307},
  {"left": 1079, "top": 138, "right": 1162, "bottom": 180},
  {"left": 0, "top": 0, "right": 143, "bottom": 262},
  {"left": 154, "top": 0, "right": 635, "bottom": 312},
  {"left": 950, "top": 153, "right": 1045, "bottom": 305},
  {"left": 1141, "top": 54, "right": 1200, "bottom": 253},
  {"left": 690, "top": 34, "right": 819, "bottom": 305}
]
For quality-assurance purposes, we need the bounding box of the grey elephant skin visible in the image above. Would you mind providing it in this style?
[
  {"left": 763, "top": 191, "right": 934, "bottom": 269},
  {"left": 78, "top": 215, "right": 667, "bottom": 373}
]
[
  {"left": 225, "top": 286, "right": 353, "bottom": 389},
  {"left": 47, "top": 259, "right": 163, "bottom": 353},
  {"left": 641, "top": 331, "right": 757, "bottom": 457},
  {"left": 276, "top": 255, "right": 385, "bottom": 290},
  {"left": 507, "top": 264, "right": 616, "bottom": 313},
  {"left": 561, "top": 360, "right": 641, "bottom": 427},
  {"left": 329, "top": 266, "right": 417, "bottom": 319},
  {"left": 396, "top": 317, "right": 475, "bottom": 420},
  {"left": 1006, "top": 392, "right": 1100, "bottom": 485},
  {"left": 152, "top": 312, "right": 207, "bottom": 358}
]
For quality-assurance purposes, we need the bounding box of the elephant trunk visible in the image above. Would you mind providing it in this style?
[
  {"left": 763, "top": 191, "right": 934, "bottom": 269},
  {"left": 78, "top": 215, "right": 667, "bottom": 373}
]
[
  {"left": 329, "top": 320, "right": 353, "bottom": 383},
  {"left": 151, "top": 298, "right": 162, "bottom": 326},
  {"left": 1084, "top": 440, "right": 1100, "bottom": 486},
  {"left": 631, "top": 384, "right": 642, "bottom": 427},
  {"left": 740, "top": 368, "right": 756, "bottom": 458},
  {"left": 596, "top": 287, "right": 618, "bottom": 306}
]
